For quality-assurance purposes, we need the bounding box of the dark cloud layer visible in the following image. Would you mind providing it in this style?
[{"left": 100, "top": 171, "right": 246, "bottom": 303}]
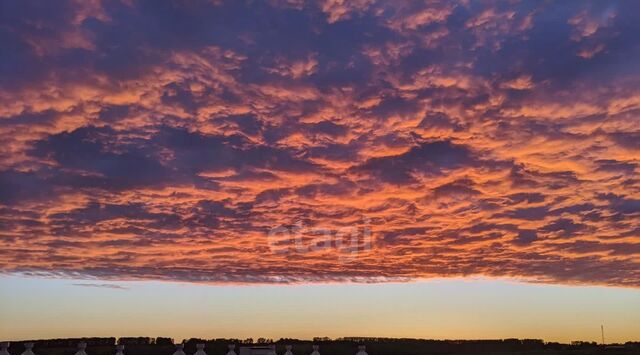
[{"left": 0, "top": 0, "right": 638, "bottom": 286}]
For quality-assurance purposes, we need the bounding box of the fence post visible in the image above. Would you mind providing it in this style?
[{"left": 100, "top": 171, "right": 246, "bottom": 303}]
[
  {"left": 75, "top": 342, "right": 87, "bottom": 355},
  {"left": 194, "top": 344, "right": 207, "bottom": 355},
  {"left": 0, "top": 342, "right": 9, "bottom": 355},
  {"left": 310, "top": 345, "right": 320, "bottom": 355},
  {"left": 21, "top": 343, "right": 34, "bottom": 355},
  {"left": 173, "top": 344, "right": 186, "bottom": 355},
  {"left": 116, "top": 345, "right": 125, "bottom": 355},
  {"left": 284, "top": 345, "right": 293, "bottom": 355}
]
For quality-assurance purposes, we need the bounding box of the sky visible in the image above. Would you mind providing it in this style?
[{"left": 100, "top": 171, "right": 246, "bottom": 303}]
[
  {"left": 2, "top": 276, "right": 640, "bottom": 344},
  {"left": 0, "top": 0, "right": 639, "bottom": 343}
]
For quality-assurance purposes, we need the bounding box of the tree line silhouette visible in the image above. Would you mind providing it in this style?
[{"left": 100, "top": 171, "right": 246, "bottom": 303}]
[{"left": 3, "top": 337, "right": 639, "bottom": 355}]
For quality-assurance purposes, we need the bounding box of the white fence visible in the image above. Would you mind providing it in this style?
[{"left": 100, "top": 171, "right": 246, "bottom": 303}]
[{"left": 0, "top": 343, "right": 368, "bottom": 355}]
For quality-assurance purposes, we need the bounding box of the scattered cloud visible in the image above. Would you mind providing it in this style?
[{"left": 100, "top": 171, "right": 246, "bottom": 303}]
[{"left": 71, "top": 283, "right": 129, "bottom": 290}]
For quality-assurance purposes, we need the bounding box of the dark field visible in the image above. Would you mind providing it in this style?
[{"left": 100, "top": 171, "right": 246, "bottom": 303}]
[{"left": 3, "top": 338, "right": 639, "bottom": 355}]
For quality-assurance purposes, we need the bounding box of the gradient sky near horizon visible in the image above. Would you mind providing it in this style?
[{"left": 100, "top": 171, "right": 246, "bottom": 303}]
[
  {"left": 2, "top": 276, "right": 640, "bottom": 343},
  {"left": 1, "top": 0, "right": 639, "bottom": 343}
]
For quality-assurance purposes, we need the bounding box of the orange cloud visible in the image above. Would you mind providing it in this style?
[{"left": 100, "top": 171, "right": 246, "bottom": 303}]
[{"left": 0, "top": 0, "right": 638, "bottom": 288}]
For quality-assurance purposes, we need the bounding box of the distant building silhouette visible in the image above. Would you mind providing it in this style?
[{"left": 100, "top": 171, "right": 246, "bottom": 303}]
[{"left": 239, "top": 345, "right": 275, "bottom": 355}]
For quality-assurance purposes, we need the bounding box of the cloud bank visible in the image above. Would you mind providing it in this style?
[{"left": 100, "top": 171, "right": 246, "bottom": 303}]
[{"left": 0, "top": 0, "right": 638, "bottom": 286}]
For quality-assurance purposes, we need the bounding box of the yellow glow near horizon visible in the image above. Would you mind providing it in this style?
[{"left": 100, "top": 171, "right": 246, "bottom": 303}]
[{"left": 1, "top": 276, "right": 638, "bottom": 344}]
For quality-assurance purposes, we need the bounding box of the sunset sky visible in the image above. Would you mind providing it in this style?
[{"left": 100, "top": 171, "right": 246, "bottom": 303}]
[{"left": 0, "top": 0, "right": 639, "bottom": 343}]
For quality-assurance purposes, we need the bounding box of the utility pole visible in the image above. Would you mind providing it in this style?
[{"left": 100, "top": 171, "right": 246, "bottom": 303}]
[{"left": 601, "top": 325, "right": 605, "bottom": 346}]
